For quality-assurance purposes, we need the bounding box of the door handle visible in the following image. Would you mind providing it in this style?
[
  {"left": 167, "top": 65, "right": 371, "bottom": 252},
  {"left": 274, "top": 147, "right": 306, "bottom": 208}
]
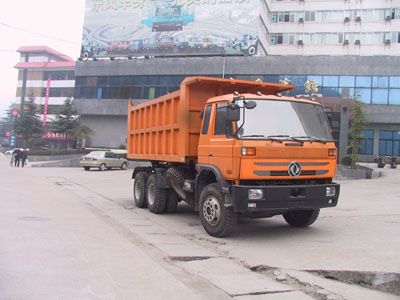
[{"left": 209, "top": 154, "right": 213, "bottom": 157}]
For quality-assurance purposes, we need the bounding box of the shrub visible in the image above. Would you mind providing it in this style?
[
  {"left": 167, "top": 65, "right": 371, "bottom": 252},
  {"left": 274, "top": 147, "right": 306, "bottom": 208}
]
[{"left": 341, "top": 156, "right": 352, "bottom": 166}]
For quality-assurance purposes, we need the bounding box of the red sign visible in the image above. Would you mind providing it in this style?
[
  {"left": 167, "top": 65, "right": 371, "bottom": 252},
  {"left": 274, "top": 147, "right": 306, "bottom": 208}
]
[
  {"left": 5, "top": 131, "right": 11, "bottom": 137},
  {"left": 43, "top": 76, "right": 51, "bottom": 128},
  {"left": 43, "top": 132, "right": 67, "bottom": 140}
]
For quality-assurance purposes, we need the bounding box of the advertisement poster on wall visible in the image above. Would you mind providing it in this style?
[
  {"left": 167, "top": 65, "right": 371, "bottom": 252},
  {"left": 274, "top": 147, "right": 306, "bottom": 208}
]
[{"left": 81, "top": 0, "right": 261, "bottom": 58}]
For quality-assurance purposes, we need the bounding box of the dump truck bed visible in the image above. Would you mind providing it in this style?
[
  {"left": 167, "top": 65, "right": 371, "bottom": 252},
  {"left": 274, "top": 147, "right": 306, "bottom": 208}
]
[{"left": 127, "top": 76, "right": 294, "bottom": 163}]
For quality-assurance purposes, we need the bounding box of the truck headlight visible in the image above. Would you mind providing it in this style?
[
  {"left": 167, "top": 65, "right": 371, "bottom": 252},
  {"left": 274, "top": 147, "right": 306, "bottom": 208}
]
[
  {"left": 249, "top": 189, "right": 264, "bottom": 200},
  {"left": 326, "top": 187, "right": 336, "bottom": 197}
]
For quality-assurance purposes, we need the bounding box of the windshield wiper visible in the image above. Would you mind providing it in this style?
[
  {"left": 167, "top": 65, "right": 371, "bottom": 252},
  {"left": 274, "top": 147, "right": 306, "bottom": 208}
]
[
  {"left": 291, "top": 136, "right": 327, "bottom": 144},
  {"left": 241, "top": 135, "right": 265, "bottom": 138},
  {"left": 240, "top": 134, "right": 285, "bottom": 143}
]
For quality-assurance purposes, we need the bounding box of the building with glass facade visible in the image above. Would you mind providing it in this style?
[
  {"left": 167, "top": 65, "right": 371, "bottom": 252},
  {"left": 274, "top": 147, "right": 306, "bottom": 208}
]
[{"left": 74, "top": 0, "right": 400, "bottom": 161}]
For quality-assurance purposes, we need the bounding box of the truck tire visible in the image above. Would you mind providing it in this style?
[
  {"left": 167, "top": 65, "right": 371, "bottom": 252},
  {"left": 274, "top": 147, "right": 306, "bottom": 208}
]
[
  {"left": 133, "top": 172, "right": 148, "bottom": 208},
  {"left": 165, "top": 189, "right": 179, "bottom": 213},
  {"left": 199, "top": 183, "right": 237, "bottom": 237},
  {"left": 283, "top": 209, "right": 320, "bottom": 227},
  {"left": 166, "top": 167, "right": 186, "bottom": 199},
  {"left": 146, "top": 174, "right": 167, "bottom": 214}
]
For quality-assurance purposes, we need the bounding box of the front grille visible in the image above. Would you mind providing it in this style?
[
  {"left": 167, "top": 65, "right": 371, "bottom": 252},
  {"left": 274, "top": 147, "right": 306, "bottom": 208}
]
[
  {"left": 252, "top": 161, "right": 329, "bottom": 177},
  {"left": 254, "top": 170, "right": 328, "bottom": 177}
]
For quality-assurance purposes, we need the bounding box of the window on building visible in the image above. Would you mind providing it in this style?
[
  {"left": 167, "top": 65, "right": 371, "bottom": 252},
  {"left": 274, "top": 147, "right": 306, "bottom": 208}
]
[
  {"left": 339, "top": 76, "right": 355, "bottom": 87},
  {"left": 355, "top": 88, "right": 371, "bottom": 103},
  {"left": 390, "top": 77, "right": 400, "bottom": 88},
  {"left": 356, "top": 76, "right": 372, "bottom": 88},
  {"left": 371, "top": 89, "right": 388, "bottom": 104},
  {"left": 307, "top": 75, "right": 322, "bottom": 85},
  {"left": 305, "top": 11, "right": 316, "bottom": 22},
  {"left": 339, "top": 87, "right": 354, "bottom": 98},
  {"left": 372, "top": 76, "right": 389, "bottom": 88},
  {"left": 389, "top": 89, "right": 400, "bottom": 105},
  {"left": 322, "top": 87, "right": 340, "bottom": 97},
  {"left": 379, "top": 131, "right": 400, "bottom": 156},
  {"left": 323, "top": 76, "right": 339, "bottom": 87},
  {"left": 359, "top": 130, "right": 374, "bottom": 155}
]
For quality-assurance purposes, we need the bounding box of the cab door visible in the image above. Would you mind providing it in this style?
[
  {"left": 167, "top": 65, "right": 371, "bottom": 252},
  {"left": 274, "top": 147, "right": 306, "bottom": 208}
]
[
  {"left": 207, "top": 103, "right": 235, "bottom": 180},
  {"left": 198, "top": 104, "right": 212, "bottom": 165}
]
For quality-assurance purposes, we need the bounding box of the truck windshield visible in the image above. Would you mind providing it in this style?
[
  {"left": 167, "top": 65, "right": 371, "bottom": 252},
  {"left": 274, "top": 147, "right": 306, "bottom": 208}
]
[{"left": 236, "top": 99, "right": 333, "bottom": 142}]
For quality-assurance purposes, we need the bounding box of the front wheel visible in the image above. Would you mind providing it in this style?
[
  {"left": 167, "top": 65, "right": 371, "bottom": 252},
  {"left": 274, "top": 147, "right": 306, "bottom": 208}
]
[
  {"left": 283, "top": 209, "right": 320, "bottom": 227},
  {"left": 121, "top": 162, "right": 127, "bottom": 170},
  {"left": 199, "top": 183, "right": 237, "bottom": 238},
  {"left": 84, "top": 167, "right": 90, "bottom": 171}
]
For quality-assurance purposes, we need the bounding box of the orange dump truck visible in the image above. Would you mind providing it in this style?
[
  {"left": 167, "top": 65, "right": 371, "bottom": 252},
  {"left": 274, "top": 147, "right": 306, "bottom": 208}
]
[{"left": 127, "top": 76, "right": 340, "bottom": 237}]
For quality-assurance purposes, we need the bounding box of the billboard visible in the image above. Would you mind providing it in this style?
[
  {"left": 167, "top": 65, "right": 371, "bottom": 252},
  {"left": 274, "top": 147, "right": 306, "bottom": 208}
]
[{"left": 81, "top": 0, "right": 261, "bottom": 58}]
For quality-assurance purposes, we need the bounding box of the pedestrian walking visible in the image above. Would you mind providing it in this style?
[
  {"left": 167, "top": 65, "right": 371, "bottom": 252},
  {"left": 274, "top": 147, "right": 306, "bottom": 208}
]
[
  {"left": 13, "top": 149, "right": 22, "bottom": 167},
  {"left": 21, "top": 149, "right": 28, "bottom": 168}
]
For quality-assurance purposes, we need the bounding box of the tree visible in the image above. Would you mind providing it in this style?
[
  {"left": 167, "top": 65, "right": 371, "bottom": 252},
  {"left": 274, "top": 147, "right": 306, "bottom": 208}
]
[
  {"left": 0, "top": 104, "right": 15, "bottom": 136},
  {"left": 304, "top": 80, "right": 319, "bottom": 99},
  {"left": 13, "top": 97, "right": 44, "bottom": 148},
  {"left": 50, "top": 99, "right": 93, "bottom": 148},
  {"left": 348, "top": 93, "right": 368, "bottom": 169}
]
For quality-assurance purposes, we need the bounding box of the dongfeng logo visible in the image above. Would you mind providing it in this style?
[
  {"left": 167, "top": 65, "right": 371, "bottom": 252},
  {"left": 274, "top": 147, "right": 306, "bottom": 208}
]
[{"left": 288, "top": 162, "right": 302, "bottom": 177}]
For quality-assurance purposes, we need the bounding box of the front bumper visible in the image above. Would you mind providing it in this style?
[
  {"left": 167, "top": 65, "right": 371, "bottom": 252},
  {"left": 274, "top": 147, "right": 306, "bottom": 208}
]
[{"left": 231, "top": 183, "right": 340, "bottom": 212}]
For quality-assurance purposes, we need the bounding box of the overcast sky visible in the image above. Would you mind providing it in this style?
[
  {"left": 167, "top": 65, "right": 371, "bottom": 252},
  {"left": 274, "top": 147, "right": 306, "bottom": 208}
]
[{"left": 0, "top": 0, "right": 85, "bottom": 117}]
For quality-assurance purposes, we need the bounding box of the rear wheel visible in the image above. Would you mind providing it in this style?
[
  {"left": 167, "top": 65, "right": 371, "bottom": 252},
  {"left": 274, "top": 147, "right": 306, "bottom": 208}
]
[
  {"left": 99, "top": 163, "right": 107, "bottom": 171},
  {"left": 165, "top": 189, "right": 179, "bottom": 213},
  {"left": 84, "top": 167, "right": 90, "bottom": 171},
  {"left": 146, "top": 174, "right": 167, "bottom": 214},
  {"left": 283, "top": 209, "right": 320, "bottom": 227},
  {"left": 133, "top": 172, "right": 148, "bottom": 208},
  {"left": 199, "top": 183, "right": 237, "bottom": 238}
]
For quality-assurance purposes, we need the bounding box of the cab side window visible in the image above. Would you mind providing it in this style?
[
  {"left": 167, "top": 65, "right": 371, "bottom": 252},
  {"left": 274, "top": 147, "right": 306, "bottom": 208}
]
[
  {"left": 214, "top": 103, "right": 232, "bottom": 136},
  {"left": 201, "top": 105, "right": 212, "bottom": 135}
]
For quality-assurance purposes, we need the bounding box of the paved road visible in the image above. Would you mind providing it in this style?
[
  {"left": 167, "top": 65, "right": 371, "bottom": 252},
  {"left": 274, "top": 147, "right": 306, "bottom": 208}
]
[{"left": 0, "top": 154, "right": 399, "bottom": 299}]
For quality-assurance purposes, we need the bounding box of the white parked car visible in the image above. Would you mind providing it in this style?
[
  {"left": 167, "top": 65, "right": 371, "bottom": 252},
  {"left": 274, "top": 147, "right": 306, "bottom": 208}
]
[{"left": 80, "top": 151, "right": 128, "bottom": 171}]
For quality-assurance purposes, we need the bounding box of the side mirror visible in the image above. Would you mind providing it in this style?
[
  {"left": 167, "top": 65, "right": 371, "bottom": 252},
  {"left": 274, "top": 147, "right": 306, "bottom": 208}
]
[
  {"left": 244, "top": 100, "right": 257, "bottom": 109},
  {"left": 227, "top": 103, "right": 240, "bottom": 121}
]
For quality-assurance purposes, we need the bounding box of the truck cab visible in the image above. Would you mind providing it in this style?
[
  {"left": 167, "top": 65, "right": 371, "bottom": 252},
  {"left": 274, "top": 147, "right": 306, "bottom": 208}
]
[{"left": 195, "top": 93, "right": 339, "bottom": 235}]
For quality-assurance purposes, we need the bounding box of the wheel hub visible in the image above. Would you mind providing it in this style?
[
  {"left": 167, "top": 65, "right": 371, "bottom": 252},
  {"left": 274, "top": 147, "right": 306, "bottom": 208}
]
[
  {"left": 203, "top": 196, "right": 221, "bottom": 226},
  {"left": 134, "top": 180, "right": 141, "bottom": 199},
  {"left": 147, "top": 183, "right": 155, "bottom": 206}
]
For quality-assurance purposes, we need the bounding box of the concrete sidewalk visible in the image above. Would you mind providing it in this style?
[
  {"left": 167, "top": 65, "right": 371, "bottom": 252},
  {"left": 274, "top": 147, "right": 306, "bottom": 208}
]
[{"left": 0, "top": 154, "right": 224, "bottom": 300}]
